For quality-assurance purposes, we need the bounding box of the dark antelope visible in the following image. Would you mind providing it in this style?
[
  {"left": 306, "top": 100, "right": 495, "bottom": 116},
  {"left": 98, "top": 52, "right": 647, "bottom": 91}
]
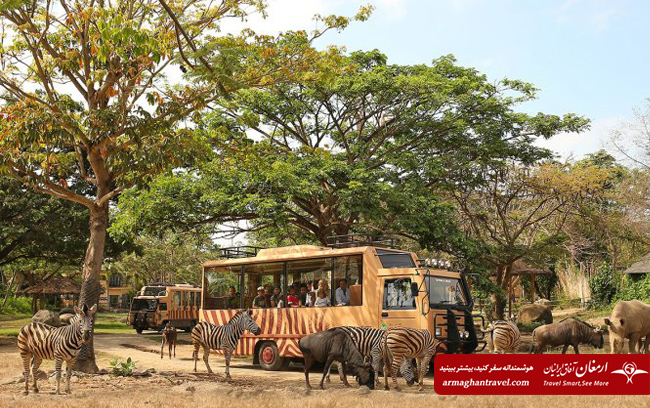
[{"left": 161, "top": 322, "right": 178, "bottom": 359}]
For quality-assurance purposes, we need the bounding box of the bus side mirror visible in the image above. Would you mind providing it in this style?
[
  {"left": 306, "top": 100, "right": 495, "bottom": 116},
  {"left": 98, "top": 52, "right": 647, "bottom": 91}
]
[{"left": 411, "top": 282, "right": 419, "bottom": 298}]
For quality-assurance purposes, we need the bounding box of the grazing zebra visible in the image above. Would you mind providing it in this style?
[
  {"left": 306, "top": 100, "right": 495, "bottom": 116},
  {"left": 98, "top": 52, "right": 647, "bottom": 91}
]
[
  {"left": 17, "top": 304, "right": 97, "bottom": 395},
  {"left": 382, "top": 327, "right": 440, "bottom": 391},
  {"left": 191, "top": 309, "right": 261, "bottom": 379},
  {"left": 481, "top": 320, "right": 521, "bottom": 354},
  {"left": 328, "top": 326, "right": 416, "bottom": 386}
]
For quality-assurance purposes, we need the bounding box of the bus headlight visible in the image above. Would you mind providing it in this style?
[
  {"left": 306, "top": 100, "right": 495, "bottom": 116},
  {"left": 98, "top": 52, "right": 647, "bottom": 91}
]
[
  {"left": 435, "top": 327, "right": 442, "bottom": 337},
  {"left": 462, "top": 331, "right": 470, "bottom": 339}
]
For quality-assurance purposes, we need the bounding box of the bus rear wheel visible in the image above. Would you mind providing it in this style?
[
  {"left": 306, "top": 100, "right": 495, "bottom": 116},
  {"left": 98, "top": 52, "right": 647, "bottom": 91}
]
[{"left": 258, "top": 341, "right": 287, "bottom": 371}]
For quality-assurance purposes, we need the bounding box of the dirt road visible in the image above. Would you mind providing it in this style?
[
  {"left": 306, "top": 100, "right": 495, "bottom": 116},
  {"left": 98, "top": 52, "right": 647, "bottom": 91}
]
[{"left": 0, "top": 333, "right": 643, "bottom": 408}]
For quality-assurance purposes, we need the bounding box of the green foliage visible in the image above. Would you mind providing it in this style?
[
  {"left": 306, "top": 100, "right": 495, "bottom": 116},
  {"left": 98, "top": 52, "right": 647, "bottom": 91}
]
[
  {"left": 110, "top": 357, "right": 137, "bottom": 377},
  {"left": 109, "top": 232, "right": 217, "bottom": 286},
  {"left": 589, "top": 263, "right": 620, "bottom": 308},
  {"left": 0, "top": 296, "right": 31, "bottom": 314},
  {"left": 114, "top": 50, "right": 588, "bottom": 253},
  {"left": 517, "top": 321, "right": 545, "bottom": 334},
  {"left": 616, "top": 274, "right": 650, "bottom": 303}
]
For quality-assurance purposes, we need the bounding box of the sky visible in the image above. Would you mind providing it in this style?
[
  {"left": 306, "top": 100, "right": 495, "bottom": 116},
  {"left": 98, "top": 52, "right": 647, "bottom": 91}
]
[{"left": 228, "top": 0, "right": 650, "bottom": 160}]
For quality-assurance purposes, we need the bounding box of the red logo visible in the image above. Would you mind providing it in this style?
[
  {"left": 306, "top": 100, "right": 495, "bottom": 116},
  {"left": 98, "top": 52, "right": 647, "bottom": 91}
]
[{"left": 434, "top": 354, "right": 650, "bottom": 395}]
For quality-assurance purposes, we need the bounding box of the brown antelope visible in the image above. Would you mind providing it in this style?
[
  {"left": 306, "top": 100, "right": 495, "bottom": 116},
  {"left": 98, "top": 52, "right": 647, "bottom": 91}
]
[{"left": 161, "top": 322, "right": 177, "bottom": 359}]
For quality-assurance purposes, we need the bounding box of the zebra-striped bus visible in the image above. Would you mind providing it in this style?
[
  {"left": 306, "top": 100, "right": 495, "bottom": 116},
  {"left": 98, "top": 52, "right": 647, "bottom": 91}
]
[
  {"left": 201, "top": 237, "right": 485, "bottom": 370},
  {"left": 128, "top": 284, "right": 202, "bottom": 333}
]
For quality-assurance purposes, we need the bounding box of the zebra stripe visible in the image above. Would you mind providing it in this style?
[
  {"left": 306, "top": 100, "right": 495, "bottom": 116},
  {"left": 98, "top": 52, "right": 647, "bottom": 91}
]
[
  {"left": 482, "top": 320, "right": 521, "bottom": 354},
  {"left": 382, "top": 327, "right": 440, "bottom": 391},
  {"left": 16, "top": 304, "right": 96, "bottom": 395},
  {"left": 191, "top": 309, "right": 261, "bottom": 378},
  {"left": 333, "top": 326, "right": 415, "bottom": 385}
]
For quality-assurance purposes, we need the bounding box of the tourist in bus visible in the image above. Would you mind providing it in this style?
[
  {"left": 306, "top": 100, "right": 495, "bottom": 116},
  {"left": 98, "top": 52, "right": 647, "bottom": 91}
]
[
  {"left": 314, "top": 288, "right": 331, "bottom": 307},
  {"left": 252, "top": 286, "right": 268, "bottom": 308},
  {"left": 227, "top": 286, "right": 239, "bottom": 309},
  {"left": 264, "top": 284, "right": 273, "bottom": 304},
  {"left": 335, "top": 279, "right": 350, "bottom": 306},
  {"left": 286, "top": 286, "right": 300, "bottom": 307},
  {"left": 270, "top": 287, "right": 284, "bottom": 308},
  {"left": 317, "top": 279, "right": 330, "bottom": 301},
  {"left": 299, "top": 285, "right": 311, "bottom": 307}
]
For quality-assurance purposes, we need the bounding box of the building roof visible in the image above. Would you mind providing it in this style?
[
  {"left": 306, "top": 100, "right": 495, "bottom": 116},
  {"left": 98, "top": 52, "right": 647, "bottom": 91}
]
[
  {"left": 511, "top": 260, "right": 553, "bottom": 276},
  {"left": 20, "top": 277, "right": 81, "bottom": 295},
  {"left": 623, "top": 253, "right": 650, "bottom": 274}
]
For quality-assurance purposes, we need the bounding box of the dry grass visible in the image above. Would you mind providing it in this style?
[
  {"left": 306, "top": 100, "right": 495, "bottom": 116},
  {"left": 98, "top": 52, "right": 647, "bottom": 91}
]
[{"left": 0, "top": 334, "right": 647, "bottom": 408}]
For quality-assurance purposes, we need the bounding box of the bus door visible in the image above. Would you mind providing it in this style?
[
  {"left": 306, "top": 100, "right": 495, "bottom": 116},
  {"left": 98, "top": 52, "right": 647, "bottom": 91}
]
[{"left": 379, "top": 276, "right": 421, "bottom": 330}]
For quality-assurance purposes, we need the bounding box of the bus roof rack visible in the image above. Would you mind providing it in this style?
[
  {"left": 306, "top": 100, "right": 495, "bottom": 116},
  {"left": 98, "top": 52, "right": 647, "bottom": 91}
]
[
  {"left": 326, "top": 234, "right": 398, "bottom": 249},
  {"left": 218, "top": 246, "right": 264, "bottom": 259}
]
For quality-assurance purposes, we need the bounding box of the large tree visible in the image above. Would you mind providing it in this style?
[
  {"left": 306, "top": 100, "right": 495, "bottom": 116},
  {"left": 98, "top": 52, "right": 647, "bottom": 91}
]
[
  {"left": 0, "top": 0, "right": 365, "bottom": 371},
  {"left": 113, "top": 50, "right": 590, "bottom": 250},
  {"left": 451, "top": 161, "right": 612, "bottom": 318}
]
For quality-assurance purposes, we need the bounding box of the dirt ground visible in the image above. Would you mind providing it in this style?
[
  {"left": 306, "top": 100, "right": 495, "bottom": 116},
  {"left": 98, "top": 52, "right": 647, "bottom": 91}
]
[{"left": 0, "top": 333, "right": 646, "bottom": 408}]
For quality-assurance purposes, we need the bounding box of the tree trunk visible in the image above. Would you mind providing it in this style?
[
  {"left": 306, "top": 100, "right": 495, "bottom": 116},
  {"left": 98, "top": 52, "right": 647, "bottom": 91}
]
[{"left": 73, "top": 203, "right": 109, "bottom": 373}]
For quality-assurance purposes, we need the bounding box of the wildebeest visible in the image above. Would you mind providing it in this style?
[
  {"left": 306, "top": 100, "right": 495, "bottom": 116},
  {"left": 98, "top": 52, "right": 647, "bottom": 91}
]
[
  {"left": 530, "top": 318, "right": 603, "bottom": 354},
  {"left": 605, "top": 300, "right": 650, "bottom": 354},
  {"left": 299, "top": 328, "right": 375, "bottom": 390},
  {"left": 161, "top": 322, "right": 177, "bottom": 359}
]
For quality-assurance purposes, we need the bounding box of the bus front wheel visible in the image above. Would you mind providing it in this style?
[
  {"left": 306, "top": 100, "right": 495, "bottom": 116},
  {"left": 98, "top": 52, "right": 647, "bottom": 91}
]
[{"left": 258, "top": 341, "right": 287, "bottom": 371}]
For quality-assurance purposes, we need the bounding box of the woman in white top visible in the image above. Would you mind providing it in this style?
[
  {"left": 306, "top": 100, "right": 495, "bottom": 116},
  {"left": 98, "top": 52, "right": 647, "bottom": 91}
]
[{"left": 314, "top": 288, "right": 331, "bottom": 307}]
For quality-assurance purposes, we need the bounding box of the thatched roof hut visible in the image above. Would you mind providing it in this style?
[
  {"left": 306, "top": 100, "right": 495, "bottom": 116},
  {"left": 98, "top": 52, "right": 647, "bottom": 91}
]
[
  {"left": 623, "top": 253, "right": 650, "bottom": 275},
  {"left": 20, "top": 277, "right": 81, "bottom": 296}
]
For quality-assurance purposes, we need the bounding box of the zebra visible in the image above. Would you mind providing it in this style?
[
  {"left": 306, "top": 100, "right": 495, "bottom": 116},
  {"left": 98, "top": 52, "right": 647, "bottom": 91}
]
[
  {"left": 328, "top": 326, "right": 416, "bottom": 387},
  {"left": 191, "top": 309, "right": 261, "bottom": 379},
  {"left": 481, "top": 320, "right": 521, "bottom": 353},
  {"left": 381, "top": 327, "right": 440, "bottom": 391},
  {"left": 17, "top": 304, "right": 97, "bottom": 395}
]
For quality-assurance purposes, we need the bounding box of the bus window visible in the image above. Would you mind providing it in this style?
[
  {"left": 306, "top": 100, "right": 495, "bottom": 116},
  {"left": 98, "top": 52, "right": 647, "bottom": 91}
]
[
  {"left": 243, "top": 262, "right": 285, "bottom": 309},
  {"left": 204, "top": 266, "right": 241, "bottom": 309},
  {"left": 189, "top": 292, "right": 195, "bottom": 309},
  {"left": 383, "top": 278, "right": 416, "bottom": 310},
  {"left": 376, "top": 249, "right": 415, "bottom": 269},
  {"left": 197, "top": 293, "right": 201, "bottom": 309},
  {"left": 173, "top": 291, "right": 181, "bottom": 311},
  {"left": 287, "top": 258, "right": 332, "bottom": 307},
  {"left": 333, "top": 256, "right": 362, "bottom": 306}
]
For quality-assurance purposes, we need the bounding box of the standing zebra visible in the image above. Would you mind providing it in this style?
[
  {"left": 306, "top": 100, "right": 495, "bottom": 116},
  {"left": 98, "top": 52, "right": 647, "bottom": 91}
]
[
  {"left": 191, "top": 309, "right": 261, "bottom": 379},
  {"left": 17, "top": 304, "right": 97, "bottom": 395},
  {"left": 329, "top": 326, "right": 416, "bottom": 386},
  {"left": 382, "top": 327, "right": 440, "bottom": 391},
  {"left": 481, "top": 320, "right": 521, "bottom": 354}
]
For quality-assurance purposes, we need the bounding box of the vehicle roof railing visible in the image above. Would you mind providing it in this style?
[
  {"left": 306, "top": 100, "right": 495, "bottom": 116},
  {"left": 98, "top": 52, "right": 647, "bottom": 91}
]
[
  {"left": 326, "top": 233, "right": 398, "bottom": 249},
  {"left": 218, "top": 246, "right": 264, "bottom": 259}
]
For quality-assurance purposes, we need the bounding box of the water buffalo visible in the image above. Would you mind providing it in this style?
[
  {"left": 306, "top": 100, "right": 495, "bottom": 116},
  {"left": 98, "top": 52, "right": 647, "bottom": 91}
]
[
  {"left": 299, "top": 328, "right": 375, "bottom": 390},
  {"left": 605, "top": 300, "right": 650, "bottom": 354},
  {"left": 530, "top": 318, "right": 603, "bottom": 354}
]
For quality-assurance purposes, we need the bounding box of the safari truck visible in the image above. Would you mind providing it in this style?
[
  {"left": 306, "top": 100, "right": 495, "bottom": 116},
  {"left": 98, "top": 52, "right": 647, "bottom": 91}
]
[
  {"left": 128, "top": 283, "right": 202, "bottom": 333},
  {"left": 200, "top": 235, "right": 485, "bottom": 370}
]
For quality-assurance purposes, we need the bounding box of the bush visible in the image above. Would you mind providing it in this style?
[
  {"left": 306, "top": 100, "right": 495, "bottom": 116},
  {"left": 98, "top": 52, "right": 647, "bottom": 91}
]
[
  {"left": 615, "top": 274, "right": 650, "bottom": 303},
  {"left": 589, "top": 263, "right": 619, "bottom": 309},
  {"left": 0, "top": 296, "right": 32, "bottom": 314},
  {"left": 517, "top": 321, "right": 545, "bottom": 333},
  {"left": 110, "top": 357, "right": 137, "bottom": 377}
]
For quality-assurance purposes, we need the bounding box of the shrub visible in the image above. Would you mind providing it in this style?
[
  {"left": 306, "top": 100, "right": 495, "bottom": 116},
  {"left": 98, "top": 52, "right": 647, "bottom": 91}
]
[
  {"left": 0, "top": 296, "right": 32, "bottom": 314},
  {"left": 615, "top": 274, "right": 650, "bottom": 303},
  {"left": 110, "top": 357, "right": 137, "bottom": 377},
  {"left": 589, "top": 263, "right": 619, "bottom": 309},
  {"left": 517, "top": 321, "right": 545, "bottom": 333}
]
